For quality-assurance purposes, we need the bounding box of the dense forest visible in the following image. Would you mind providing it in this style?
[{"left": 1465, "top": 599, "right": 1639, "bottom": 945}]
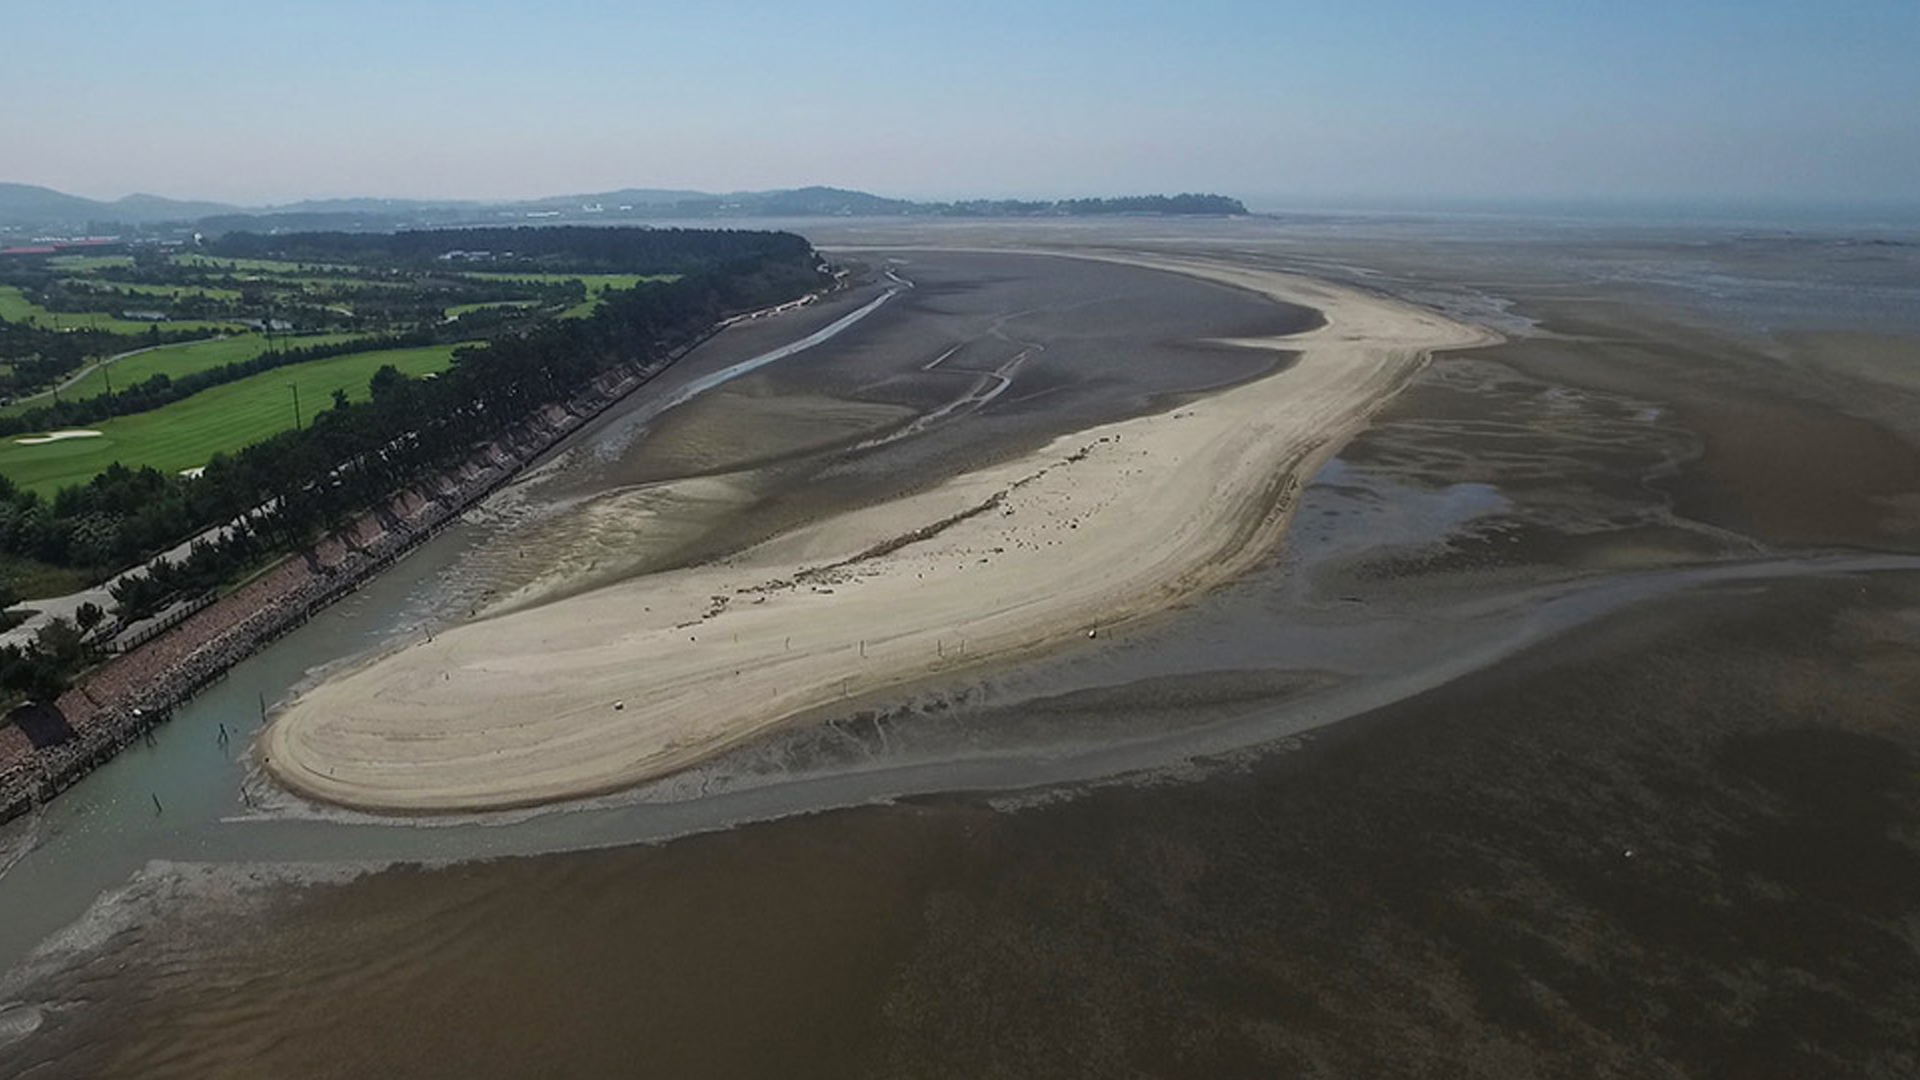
[{"left": 208, "top": 226, "right": 819, "bottom": 273}]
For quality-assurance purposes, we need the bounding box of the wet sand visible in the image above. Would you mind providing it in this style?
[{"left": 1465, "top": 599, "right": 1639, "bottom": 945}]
[
  {"left": 261, "top": 258, "right": 1493, "bottom": 812},
  {"left": 450, "top": 250, "right": 1320, "bottom": 609},
  {"left": 12, "top": 571, "right": 1919, "bottom": 1080}
]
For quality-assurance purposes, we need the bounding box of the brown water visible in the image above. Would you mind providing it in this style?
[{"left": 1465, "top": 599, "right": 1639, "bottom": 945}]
[
  {"left": 5, "top": 215, "right": 1920, "bottom": 1078},
  {"left": 11, "top": 570, "right": 1919, "bottom": 1080}
]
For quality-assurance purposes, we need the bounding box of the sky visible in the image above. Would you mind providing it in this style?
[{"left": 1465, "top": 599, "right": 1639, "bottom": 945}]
[{"left": 3, "top": 0, "right": 1916, "bottom": 210}]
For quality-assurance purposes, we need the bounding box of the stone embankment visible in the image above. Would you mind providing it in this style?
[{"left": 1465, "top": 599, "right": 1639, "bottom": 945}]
[{"left": 0, "top": 348, "right": 694, "bottom": 824}]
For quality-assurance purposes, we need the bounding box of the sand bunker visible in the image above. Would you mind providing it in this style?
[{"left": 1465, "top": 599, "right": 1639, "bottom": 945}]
[
  {"left": 262, "top": 255, "right": 1498, "bottom": 812},
  {"left": 13, "top": 429, "right": 103, "bottom": 445}
]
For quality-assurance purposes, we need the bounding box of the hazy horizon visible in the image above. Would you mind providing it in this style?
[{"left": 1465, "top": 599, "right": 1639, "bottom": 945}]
[{"left": 4, "top": 0, "right": 1915, "bottom": 211}]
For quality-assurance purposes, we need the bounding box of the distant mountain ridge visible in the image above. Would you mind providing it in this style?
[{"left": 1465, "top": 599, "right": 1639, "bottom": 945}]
[
  {"left": 0, "top": 182, "right": 1246, "bottom": 233},
  {"left": 0, "top": 184, "right": 246, "bottom": 227}
]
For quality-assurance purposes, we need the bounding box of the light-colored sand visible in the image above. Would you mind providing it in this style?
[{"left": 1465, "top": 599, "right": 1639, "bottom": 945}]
[
  {"left": 261, "top": 255, "right": 1499, "bottom": 812},
  {"left": 12, "top": 429, "right": 103, "bottom": 445}
]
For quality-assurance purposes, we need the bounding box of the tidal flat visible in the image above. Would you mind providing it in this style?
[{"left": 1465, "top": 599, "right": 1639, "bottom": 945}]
[{"left": 3, "top": 215, "right": 1919, "bottom": 1079}]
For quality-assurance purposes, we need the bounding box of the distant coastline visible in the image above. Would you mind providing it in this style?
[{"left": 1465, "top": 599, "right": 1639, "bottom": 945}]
[{"left": 0, "top": 183, "right": 1248, "bottom": 238}]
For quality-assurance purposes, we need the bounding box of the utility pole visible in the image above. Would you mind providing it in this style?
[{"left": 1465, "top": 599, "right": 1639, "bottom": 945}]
[{"left": 288, "top": 382, "right": 302, "bottom": 430}]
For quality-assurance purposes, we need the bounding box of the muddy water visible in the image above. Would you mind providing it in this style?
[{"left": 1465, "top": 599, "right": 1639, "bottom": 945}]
[
  {"left": 5, "top": 218, "right": 1920, "bottom": 1077},
  {"left": 14, "top": 570, "right": 1920, "bottom": 1080}
]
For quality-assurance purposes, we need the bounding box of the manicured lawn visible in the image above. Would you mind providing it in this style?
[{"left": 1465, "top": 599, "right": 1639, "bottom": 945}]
[
  {"left": 0, "top": 342, "right": 472, "bottom": 494},
  {"left": 1, "top": 332, "right": 369, "bottom": 416},
  {"left": 0, "top": 286, "right": 55, "bottom": 323},
  {"left": 0, "top": 286, "right": 241, "bottom": 336},
  {"left": 453, "top": 273, "right": 672, "bottom": 319},
  {"left": 449, "top": 270, "right": 675, "bottom": 317}
]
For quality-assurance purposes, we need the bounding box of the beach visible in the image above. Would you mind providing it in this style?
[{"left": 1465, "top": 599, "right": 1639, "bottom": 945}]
[{"left": 260, "top": 257, "right": 1497, "bottom": 811}]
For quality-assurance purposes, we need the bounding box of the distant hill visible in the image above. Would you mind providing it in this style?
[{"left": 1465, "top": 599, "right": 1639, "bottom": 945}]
[
  {"left": 273, "top": 196, "right": 483, "bottom": 215},
  {"left": 519, "top": 188, "right": 713, "bottom": 210},
  {"left": 0, "top": 182, "right": 118, "bottom": 227},
  {"left": 0, "top": 183, "right": 245, "bottom": 228},
  {"left": 112, "top": 193, "right": 242, "bottom": 221},
  {"left": 0, "top": 181, "right": 1247, "bottom": 234}
]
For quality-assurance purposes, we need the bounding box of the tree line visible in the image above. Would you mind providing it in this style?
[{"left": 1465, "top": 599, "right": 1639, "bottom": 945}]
[{"left": 208, "top": 226, "right": 818, "bottom": 274}]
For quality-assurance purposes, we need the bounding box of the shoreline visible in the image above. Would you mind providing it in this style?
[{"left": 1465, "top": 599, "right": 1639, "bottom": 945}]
[
  {"left": 261, "top": 257, "right": 1500, "bottom": 813},
  {"left": 0, "top": 304, "right": 781, "bottom": 825}
]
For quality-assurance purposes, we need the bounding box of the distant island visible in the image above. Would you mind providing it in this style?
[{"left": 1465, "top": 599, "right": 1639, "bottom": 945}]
[{"left": 0, "top": 182, "right": 1248, "bottom": 236}]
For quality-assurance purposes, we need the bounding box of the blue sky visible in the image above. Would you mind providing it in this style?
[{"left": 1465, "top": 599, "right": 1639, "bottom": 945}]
[{"left": 3, "top": 0, "right": 1915, "bottom": 209}]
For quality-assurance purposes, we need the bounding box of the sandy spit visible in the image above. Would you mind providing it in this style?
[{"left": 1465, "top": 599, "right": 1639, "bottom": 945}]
[{"left": 260, "top": 256, "right": 1499, "bottom": 812}]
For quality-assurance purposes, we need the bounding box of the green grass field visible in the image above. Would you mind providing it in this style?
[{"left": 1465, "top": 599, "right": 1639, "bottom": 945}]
[
  {"left": 46, "top": 254, "right": 134, "bottom": 271},
  {"left": 0, "top": 342, "right": 471, "bottom": 495},
  {"left": 0, "top": 286, "right": 242, "bottom": 336},
  {"left": 453, "top": 273, "right": 672, "bottom": 319},
  {"left": 452, "top": 273, "right": 677, "bottom": 319},
  {"left": 1, "top": 332, "right": 370, "bottom": 416}
]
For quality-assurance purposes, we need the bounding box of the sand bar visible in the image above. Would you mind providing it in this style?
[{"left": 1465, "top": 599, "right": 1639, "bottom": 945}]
[{"left": 261, "top": 256, "right": 1498, "bottom": 812}]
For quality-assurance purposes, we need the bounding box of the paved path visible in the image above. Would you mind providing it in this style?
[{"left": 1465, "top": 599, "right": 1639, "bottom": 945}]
[
  {"left": 4, "top": 335, "right": 228, "bottom": 413},
  {"left": 0, "top": 515, "right": 257, "bottom": 648}
]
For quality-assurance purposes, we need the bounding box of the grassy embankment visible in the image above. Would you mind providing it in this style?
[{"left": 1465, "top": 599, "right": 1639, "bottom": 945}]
[{"left": 0, "top": 342, "right": 469, "bottom": 495}]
